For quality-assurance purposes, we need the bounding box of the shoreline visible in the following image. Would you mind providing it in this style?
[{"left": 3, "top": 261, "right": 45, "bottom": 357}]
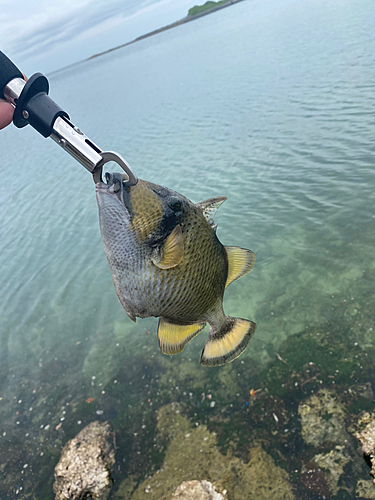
[{"left": 88, "top": 0, "right": 245, "bottom": 60}]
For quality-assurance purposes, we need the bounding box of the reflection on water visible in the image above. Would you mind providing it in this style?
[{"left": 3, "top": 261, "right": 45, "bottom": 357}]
[{"left": 1, "top": 0, "right": 375, "bottom": 497}]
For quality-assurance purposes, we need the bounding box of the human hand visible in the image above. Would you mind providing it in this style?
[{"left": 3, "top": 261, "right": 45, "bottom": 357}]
[{"left": 0, "top": 99, "right": 14, "bottom": 130}]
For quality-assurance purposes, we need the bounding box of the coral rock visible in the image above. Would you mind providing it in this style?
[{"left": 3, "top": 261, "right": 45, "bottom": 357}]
[
  {"left": 298, "top": 389, "right": 348, "bottom": 447},
  {"left": 356, "top": 479, "right": 375, "bottom": 499},
  {"left": 313, "top": 446, "right": 350, "bottom": 496},
  {"left": 131, "top": 403, "right": 294, "bottom": 500},
  {"left": 173, "top": 480, "right": 224, "bottom": 499},
  {"left": 53, "top": 421, "right": 115, "bottom": 500},
  {"left": 355, "top": 413, "right": 375, "bottom": 484}
]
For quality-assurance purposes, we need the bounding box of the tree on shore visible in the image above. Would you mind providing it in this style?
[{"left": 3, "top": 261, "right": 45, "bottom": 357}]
[{"left": 188, "top": 0, "right": 228, "bottom": 17}]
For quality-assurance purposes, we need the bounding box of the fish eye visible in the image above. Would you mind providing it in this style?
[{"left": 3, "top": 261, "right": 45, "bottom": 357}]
[{"left": 168, "top": 197, "right": 182, "bottom": 212}]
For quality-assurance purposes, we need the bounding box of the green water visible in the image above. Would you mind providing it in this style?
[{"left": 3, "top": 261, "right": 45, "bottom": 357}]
[{"left": 1, "top": 0, "right": 375, "bottom": 497}]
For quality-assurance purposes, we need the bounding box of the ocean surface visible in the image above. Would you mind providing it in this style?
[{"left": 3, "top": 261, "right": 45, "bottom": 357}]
[{"left": 1, "top": 0, "right": 375, "bottom": 497}]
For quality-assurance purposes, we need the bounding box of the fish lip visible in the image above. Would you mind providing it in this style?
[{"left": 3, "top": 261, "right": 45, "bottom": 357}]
[
  {"left": 95, "top": 181, "right": 130, "bottom": 213},
  {"left": 95, "top": 180, "right": 122, "bottom": 198}
]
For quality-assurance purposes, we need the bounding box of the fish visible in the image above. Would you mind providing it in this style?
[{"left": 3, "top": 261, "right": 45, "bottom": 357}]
[{"left": 95, "top": 172, "right": 256, "bottom": 366}]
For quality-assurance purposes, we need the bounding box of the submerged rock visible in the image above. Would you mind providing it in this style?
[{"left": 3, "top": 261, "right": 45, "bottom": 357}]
[
  {"left": 114, "top": 475, "right": 138, "bottom": 500},
  {"left": 244, "top": 446, "right": 294, "bottom": 500},
  {"left": 356, "top": 479, "right": 375, "bottom": 499},
  {"left": 53, "top": 421, "right": 115, "bottom": 500},
  {"left": 131, "top": 403, "right": 294, "bottom": 500},
  {"left": 355, "top": 412, "right": 375, "bottom": 485},
  {"left": 300, "top": 462, "right": 331, "bottom": 499},
  {"left": 313, "top": 446, "right": 350, "bottom": 496},
  {"left": 172, "top": 480, "right": 224, "bottom": 499},
  {"left": 298, "top": 389, "right": 348, "bottom": 447}
]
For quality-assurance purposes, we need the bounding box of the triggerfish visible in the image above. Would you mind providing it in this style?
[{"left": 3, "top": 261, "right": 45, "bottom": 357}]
[{"left": 96, "top": 173, "right": 256, "bottom": 366}]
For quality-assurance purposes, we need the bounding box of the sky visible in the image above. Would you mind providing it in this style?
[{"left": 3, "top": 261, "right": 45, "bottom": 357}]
[{"left": 0, "top": 0, "right": 195, "bottom": 75}]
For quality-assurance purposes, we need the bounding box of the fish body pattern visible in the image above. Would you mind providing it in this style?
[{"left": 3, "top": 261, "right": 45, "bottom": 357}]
[{"left": 96, "top": 174, "right": 256, "bottom": 366}]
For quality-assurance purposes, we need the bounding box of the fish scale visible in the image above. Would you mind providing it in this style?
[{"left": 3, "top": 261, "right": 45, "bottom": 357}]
[{"left": 145, "top": 219, "right": 225, "bottom": 322}]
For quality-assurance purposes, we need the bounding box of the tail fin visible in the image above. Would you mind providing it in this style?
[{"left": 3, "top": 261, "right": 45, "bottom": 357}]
[{"left": 200, "top": 317, "right": 256, "bottom": 367}]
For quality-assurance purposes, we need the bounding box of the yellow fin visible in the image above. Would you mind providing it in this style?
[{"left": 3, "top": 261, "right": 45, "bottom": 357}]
[
  {"left": 201, "top": 317, "right": 256, "bottom": 366},
  {"left": 225, "top": 246, "right": 255, "bottom": 288},
  {"left": 152, "top": 225, "right": 184, "bottom": 269},
  {"left": 158, "top": 319, "right": 206, "bottom": 355}
]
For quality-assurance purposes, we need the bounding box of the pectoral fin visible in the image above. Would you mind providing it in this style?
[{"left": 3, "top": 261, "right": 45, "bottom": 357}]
[
  {"left": 158, "top": 319, "right": 206, "bottom": 354},
  {"left": 201, "top": 317, "right": 256, "bottom": 366},
  {"left": 151, "top": 225, "right": 184, "bottom": 269},
  {"left": 225, "top": 246, "right": 255, "bottom": 288}
]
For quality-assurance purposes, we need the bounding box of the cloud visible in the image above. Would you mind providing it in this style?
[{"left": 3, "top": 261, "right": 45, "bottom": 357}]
[
  {"left": 1, "top": 0, "right": 168, "bottom": 59},
  {"left": 0, "top": 0, "right": 194, "bottom": 72}
]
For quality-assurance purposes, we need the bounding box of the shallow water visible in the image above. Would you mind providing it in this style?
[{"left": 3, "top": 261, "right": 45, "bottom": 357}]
[{"left": 1, "top": 0, "right": 375, "bottom": 497}]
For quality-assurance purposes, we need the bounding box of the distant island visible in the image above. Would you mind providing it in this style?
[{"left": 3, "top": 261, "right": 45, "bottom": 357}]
[
  {"left": 89, "top": 0, "right": 245, "bottom": 60},
  {"left": 188, "top": 0, "right": 235, "bottom": 17}
]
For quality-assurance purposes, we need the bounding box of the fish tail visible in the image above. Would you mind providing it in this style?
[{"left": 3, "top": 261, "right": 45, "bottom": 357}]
[{"left": 200, "top": 317, "right": 256, "bottom": 367}]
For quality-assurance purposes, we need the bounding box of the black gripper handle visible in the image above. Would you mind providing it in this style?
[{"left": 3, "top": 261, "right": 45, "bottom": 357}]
[
  {"left": 0, "top": 51, "right": 24, "bottom": 99},
  {"left": 0, "top": 50, "right": 69, "bottom": 137}
]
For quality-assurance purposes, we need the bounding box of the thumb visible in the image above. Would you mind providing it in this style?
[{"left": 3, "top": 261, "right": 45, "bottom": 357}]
[{"left": 0, "top": 99, "right": 14, "bottom": 130}]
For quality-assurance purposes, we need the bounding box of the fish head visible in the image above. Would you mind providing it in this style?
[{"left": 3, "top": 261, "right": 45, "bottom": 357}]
[
  {"left": 96, "top": 173, "right": 188, "bottom": 246},
  {"left": 123, "top": 177, "right": 187, "bottom": 242}
]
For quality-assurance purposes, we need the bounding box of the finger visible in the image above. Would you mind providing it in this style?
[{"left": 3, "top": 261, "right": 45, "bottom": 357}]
[
  {"left": 0, "top": 74, "right": 26, "bottom": 130},
  {"left": 0, "top": 100, "right": 14, "bottom": 130}
]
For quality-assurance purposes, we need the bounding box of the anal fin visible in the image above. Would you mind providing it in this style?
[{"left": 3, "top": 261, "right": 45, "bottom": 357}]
[
  {"left": 201, "top": 317, "right": 256, "bottom": 366},
  {"left": 158, "top": 318, "right": 206, "bottom": 355},
  {"left": 225, "top": 246, "right": 255, "bottom": 288}
]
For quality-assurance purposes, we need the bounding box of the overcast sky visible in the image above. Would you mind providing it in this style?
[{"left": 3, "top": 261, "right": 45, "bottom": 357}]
[{"left": 1, "top": 0, "right": 195, "bottom": 75}]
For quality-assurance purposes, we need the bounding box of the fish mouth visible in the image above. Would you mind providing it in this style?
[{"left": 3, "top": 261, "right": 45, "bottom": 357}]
[{"left": 95, "top": 172, "right": 129, "bottom": 205}]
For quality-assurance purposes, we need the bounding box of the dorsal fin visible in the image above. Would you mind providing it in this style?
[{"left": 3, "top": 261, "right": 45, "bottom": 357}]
[
  {"left": 196, "top": 197, "right": 227, "bottom": 225},
  {"left": 151, "top": 225, "right": 184, "bottom": 269},
  {"left": 225, "top": 246, "right": 255, "bottom": 288}
]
